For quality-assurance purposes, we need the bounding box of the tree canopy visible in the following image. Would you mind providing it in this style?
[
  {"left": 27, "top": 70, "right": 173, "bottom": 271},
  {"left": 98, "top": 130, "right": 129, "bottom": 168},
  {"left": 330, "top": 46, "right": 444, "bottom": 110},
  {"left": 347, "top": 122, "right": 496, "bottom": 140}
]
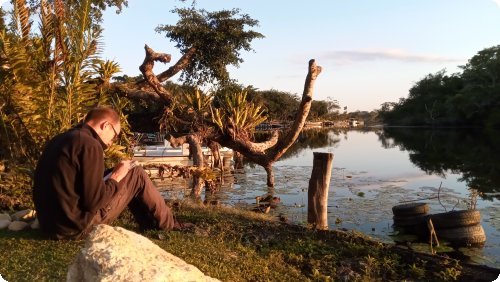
[
  {"left": 155, "top": 7, "right": 264, "bottom": 86},
  {"left": 380, "top": 45, "right": 500, "bottom": 128},
  {"left": 27, "top": 0, "right": 128, "bottom": 23}
]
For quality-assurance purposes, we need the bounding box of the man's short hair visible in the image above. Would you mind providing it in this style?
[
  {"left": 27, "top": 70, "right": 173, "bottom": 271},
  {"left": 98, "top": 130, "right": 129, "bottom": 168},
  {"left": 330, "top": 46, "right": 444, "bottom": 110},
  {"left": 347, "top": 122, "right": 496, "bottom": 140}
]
[{"left": 84, "top": 106, "right": 120, "bottom": 124}]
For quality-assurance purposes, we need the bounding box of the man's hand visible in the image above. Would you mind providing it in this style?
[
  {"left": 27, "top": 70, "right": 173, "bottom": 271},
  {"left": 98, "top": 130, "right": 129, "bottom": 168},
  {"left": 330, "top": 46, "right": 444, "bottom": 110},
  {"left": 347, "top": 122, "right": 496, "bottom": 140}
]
[{"left": 109, "top": 160, "right": 137, "bottom": 183}]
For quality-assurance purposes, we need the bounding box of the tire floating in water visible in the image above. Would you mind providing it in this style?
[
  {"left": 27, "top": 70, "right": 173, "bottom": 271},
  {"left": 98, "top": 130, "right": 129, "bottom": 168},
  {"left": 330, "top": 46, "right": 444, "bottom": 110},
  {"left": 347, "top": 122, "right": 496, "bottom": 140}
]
[
  {"left": 391, "top": 203, "right": 486, "bottom": 246},
  {"left": 392, "top": 203, "right": 429, "bottom": 228},
  {"left": 393, "top": 214, "right": 428, "bottom": 227},
  {"left": 436, "top": 223, "right": 486, "bottom": 246},
  {"left": 428, "top": 210, "right": 481, "bottom": 229},
  {"left": 392, "top": 203, "right": 429, "bottom": 217}
]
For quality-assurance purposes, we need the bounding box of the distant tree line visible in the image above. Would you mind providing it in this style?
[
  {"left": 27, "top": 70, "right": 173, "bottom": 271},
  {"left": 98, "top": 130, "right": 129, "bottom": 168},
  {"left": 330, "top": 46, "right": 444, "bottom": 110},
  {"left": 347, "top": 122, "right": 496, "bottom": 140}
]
[
  {"left": 379, "top": 45, "right": 500, "bottom": 128},
  {"left": 124, "top": 82, "right": 372, "bottom": 132}
]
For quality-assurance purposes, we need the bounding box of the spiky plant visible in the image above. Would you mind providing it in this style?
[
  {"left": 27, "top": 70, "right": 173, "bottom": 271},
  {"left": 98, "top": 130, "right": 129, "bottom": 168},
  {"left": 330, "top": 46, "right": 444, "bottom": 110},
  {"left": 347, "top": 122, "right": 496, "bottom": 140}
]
[
  {"left": 159, "top": 87, "right": 213, "bottom": 135},
  {"left": 182, "top": 88, "right": 213, "bottom": 115},
  {"left": 0, "top": 0, "right": 125, "bottom": 209},
  {"left": 105, "top": 93, "right": 133, "bottom": 165},
  {"left": 1, "top": 0, "right": 105, "bottom": 147},
  {"left": 211, "top": 91, "right": 267, "bottom": 140},
  {"left": 93, "top": 59, "right": 122, "bottom": 105}
]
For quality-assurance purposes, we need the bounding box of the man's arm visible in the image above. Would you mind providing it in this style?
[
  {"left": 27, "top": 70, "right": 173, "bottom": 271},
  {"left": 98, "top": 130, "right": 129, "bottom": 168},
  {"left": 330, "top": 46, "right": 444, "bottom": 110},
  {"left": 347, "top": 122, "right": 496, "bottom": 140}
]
[
  {"left": 108, "top": 160, "right": 136, "bottom": 182},
  {"left": 80, "top": 143, "right": 119, "bottom": 212}
]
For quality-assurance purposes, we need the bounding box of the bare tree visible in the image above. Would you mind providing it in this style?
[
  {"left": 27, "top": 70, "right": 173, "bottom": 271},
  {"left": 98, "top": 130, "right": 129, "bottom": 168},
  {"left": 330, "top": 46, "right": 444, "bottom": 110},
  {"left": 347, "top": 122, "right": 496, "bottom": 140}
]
[
  {"left": 213, "top": 60, "right": 322, "bottom": 186},
  {"left": 114, "top": 7, "right": 322, "bottom": 191},
  {"left": 133, "top": 48, "right": 321, "bottom": 188}
]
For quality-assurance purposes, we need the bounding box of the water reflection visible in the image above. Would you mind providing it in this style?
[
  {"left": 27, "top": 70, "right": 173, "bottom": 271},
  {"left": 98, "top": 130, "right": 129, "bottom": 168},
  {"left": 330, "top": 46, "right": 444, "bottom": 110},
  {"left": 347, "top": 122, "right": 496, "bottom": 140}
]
[
  {"left": 157, "top": 127, "right": 500, "bottom": 267},
  {"left": 377, "top": 127, "right": 500, "bottom": 197},
  {"left": 254, "top": 128, "right": 344, "bottom": 161},
  {"left": 217, "top": 127, "right": 500, "bottom": 267},
  {"left": 268, "top": 127, "right": 500, "bottom": 199}
]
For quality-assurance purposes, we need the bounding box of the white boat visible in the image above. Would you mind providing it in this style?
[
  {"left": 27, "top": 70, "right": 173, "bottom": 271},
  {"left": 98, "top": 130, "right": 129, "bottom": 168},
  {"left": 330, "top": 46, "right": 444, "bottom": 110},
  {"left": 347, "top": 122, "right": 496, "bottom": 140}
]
[{"left": 133, "top": 140, "right": 233, "bottom": 167}]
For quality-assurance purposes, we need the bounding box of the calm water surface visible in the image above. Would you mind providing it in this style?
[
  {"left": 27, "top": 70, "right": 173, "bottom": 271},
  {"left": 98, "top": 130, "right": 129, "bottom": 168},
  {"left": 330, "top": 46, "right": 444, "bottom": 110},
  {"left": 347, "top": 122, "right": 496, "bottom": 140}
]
[{"left": 161, "top": 128, "right": 500, "bottom": 268}]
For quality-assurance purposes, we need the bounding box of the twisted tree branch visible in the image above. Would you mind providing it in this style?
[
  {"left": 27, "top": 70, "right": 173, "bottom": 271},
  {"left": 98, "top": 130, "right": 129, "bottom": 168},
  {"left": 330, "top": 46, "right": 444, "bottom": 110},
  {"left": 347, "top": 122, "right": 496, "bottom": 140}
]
[
  {"left": 136, "top": 46, "right": 198, "bottom": 87},
  {"left": 215, "top": 59, "right": 322, "bottom": 186},
  {"left": 113, "top": 83, "right": 162, "bottom": 102},
  {"left": 138, "top": 44, "right": 173, "bottom": 105},
  {"left": 268, "top": 59, "right": 322, "bottom": 161}
]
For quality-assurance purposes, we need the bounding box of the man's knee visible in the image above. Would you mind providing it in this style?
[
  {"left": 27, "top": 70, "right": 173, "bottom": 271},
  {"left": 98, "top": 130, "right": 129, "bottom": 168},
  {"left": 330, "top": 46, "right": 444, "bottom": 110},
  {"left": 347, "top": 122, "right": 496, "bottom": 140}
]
[
  {"left": 119, "top": 166, "right": 148, "bottom": 188},
  {"left": 130, "top": 165, "right": 150, "bottom": 180}
]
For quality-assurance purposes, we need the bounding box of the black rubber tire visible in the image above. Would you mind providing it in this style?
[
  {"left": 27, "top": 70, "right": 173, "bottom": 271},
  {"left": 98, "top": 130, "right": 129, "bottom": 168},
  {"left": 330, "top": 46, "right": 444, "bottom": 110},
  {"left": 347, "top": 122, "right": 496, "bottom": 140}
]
[
  {"left": 393, "top": 214, "right": 427, "bottom": 227},
  {"left": 392, "top": 203, "right": 429, "bottom": 217},
  {"left": 429, "top": 210, "right": 481, "bottom": 229},
  {"left": 436, "top": 224, "right": 486, "bottom": 246}
]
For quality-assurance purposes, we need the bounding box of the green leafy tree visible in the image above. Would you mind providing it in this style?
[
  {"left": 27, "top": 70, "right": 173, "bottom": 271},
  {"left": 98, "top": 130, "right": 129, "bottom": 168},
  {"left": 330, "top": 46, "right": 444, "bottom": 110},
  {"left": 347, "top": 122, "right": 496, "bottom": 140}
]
[
  {"left": 154, "top": 6, "right": 264, "bottom": 86},
  {"left": 457, "top": 46, "right": 500, "bottom": 126},
  {"left": 309, "top": 100, "right": 329, "bottom": 120},
  {"left": 380, "top": 45, "right": 500, "bottom": 128},
  {"left": 1, "top": 0, "right": 126, "bottom": 150},
  {"left": 27, "top": 0, "right": 128, "bottom": 23},
  {"left": 246, "top": 89, "right": 300, "bottom": 121}
]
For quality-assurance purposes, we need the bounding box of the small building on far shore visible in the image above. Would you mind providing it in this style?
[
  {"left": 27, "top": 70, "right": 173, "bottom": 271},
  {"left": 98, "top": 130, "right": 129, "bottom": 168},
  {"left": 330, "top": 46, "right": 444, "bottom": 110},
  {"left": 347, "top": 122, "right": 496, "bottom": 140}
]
[
  {"left": 256, "top": 119, "right": 365, "bottom": 130},
  {"left": 349, "top": 118, "right": 364, "bottom": 127}
]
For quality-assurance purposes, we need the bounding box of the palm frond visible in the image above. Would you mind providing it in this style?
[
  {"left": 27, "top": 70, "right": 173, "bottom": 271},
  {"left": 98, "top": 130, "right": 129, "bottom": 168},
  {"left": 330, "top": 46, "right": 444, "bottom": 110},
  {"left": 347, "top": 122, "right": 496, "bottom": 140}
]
[
  {"left": 211, "top": 90, "right": 267, "bottom": 139},
  {"left": 14, "top": 0, "right": 32, "bottom": 44}
]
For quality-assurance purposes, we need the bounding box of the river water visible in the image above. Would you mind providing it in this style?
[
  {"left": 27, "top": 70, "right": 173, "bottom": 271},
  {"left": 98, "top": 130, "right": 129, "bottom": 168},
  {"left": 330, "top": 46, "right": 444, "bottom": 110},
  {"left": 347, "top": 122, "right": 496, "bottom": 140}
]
[{"left": 157, "top": 127, "right": 500, "bottom": 268}]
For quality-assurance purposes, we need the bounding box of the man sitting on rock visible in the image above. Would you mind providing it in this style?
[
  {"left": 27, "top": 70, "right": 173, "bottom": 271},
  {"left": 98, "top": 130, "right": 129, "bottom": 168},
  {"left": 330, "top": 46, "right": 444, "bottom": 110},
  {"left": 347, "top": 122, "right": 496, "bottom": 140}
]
[{"left": 33, "top": 106, "right": 182, "bottom": 240}]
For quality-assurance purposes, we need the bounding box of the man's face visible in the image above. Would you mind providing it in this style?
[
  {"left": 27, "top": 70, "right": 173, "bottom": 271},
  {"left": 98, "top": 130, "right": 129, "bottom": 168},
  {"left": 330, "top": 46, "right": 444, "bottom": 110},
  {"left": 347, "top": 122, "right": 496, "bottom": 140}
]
[{"left": 103, "top": 121, "right": 121, "bottom": 146}]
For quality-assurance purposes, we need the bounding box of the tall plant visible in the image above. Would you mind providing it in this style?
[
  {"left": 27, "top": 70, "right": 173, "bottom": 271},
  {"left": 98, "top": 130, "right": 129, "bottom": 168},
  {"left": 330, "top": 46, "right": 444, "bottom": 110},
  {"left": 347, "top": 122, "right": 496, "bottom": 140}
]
[
  {"left": 0, "top": 0, "right": 123, "bottom": 155},
  {"left": 211, "top": 91, "right": 267, "bottom": 140},
  {"left": 0, "top": 0, "right": 126, "bottom": 209}
]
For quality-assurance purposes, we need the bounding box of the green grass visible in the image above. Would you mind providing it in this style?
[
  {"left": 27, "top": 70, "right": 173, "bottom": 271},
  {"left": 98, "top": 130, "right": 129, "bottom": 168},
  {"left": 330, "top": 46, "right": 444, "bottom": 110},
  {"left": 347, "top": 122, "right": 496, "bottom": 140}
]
[
  {"left": 0, "top": 202, "right": 494, "bottom": 281},
  {"left": 0, "top": 230, "right": 81, "bottom": 281}
]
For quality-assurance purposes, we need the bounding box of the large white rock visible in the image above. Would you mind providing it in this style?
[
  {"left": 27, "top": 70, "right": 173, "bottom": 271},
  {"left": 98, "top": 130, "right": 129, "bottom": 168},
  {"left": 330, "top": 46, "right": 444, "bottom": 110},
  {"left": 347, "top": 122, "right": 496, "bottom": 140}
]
[
  {"left": 8, "top": 221, "right": 29, "bottom": 231},
  {"left": 0, "top": 219, "right": 10, "bottom": 230},
  {"left": 67, "top": 224, "right": 220, "bottom": 282},
  {"left": 0, "top": 213, "right": 11, "bottom": 221}
]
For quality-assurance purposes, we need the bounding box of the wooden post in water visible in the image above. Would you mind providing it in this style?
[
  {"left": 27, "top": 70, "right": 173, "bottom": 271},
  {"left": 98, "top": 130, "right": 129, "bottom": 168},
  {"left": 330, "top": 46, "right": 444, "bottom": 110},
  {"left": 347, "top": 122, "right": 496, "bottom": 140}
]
[
  {"left": 307, "top": 152, "right": 333, "bottom": 230},
  {"left": 220, "top": 154, "right": 232, "bottom": 185}
]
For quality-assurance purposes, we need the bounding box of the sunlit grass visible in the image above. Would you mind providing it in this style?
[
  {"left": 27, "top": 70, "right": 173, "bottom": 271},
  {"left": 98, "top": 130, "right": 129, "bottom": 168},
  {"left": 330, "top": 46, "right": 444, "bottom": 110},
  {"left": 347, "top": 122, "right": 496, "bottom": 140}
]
[{"left": 0, "top": 201, "right": 476, "bottom": 281}]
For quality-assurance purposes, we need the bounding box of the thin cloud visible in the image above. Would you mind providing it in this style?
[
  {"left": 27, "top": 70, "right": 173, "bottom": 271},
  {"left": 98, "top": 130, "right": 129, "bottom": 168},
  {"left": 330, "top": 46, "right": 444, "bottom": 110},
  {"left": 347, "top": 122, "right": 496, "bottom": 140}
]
[
  {"left": 319, "top": 49, "right": 462, "bottom": 65},
  {"left": 492, "top": 0, "right": 500, "bottom": 8}
]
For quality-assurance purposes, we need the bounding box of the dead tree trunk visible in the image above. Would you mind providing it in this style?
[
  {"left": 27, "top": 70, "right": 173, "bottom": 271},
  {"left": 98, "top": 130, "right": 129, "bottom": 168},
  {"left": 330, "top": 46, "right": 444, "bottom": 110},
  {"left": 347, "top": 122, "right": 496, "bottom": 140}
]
[
  {"left": 138, "top": 45, "right": 173, "bottom": 105},
  {"left": 113, "top": 45, "right": 199, "bottom": 103},
  {"left": 264, "top": 165, "right": 274, "bottom": 189},
  {"left": 215, "top": 59, "right": 322, "bottom": 187},
  {"left": 125, "top": 47, "right": 322, "bottom": 188},
  {"left": 207, "top": 140, "right": 221, "bottom": 168},
  {"left": 233, "top": 151, "right": 244, "bottom": 169},
  {"left": 307, "top": 152, "right": 333, "bottom": 230},
  {"left": 165, "top": 134, "right": 205, "bottom": 197}
]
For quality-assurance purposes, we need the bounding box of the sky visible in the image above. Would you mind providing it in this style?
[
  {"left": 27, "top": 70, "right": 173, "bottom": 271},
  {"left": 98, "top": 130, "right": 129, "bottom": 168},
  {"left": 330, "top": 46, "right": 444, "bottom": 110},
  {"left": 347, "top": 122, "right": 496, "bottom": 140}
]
[{"left": 2, "top": 0, "right": 500, "bottom": 111}]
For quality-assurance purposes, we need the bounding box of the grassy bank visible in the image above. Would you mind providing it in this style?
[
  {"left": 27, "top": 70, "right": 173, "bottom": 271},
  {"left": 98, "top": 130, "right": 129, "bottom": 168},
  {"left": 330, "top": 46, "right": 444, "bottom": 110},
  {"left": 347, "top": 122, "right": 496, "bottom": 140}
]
[{"left": 0, "top": 202, "right": 498, "bottom": 281}]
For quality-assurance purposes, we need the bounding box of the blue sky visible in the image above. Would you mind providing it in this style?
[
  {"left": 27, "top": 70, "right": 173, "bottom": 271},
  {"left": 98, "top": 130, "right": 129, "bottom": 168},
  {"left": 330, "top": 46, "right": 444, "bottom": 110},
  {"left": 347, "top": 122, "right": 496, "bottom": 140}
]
[{"left": 3, "top": 0, "right": 500, "bottom": 111}]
